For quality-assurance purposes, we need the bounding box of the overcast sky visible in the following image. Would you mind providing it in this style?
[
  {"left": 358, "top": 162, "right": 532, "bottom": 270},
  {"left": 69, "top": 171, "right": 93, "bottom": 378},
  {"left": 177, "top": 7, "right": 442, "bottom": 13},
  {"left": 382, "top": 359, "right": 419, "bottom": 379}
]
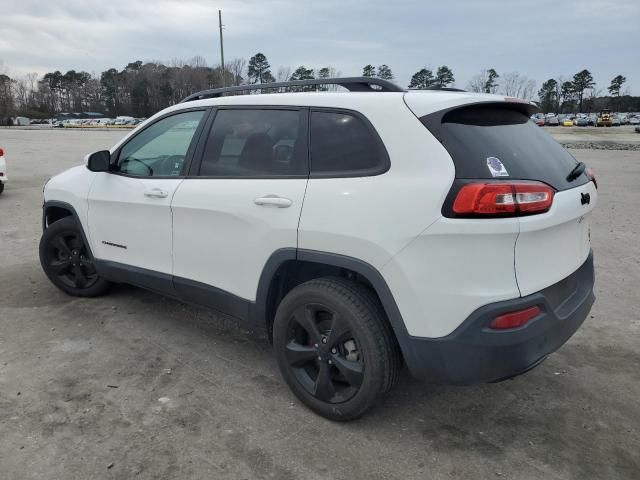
[{"left": 1, "top": 0, "right": 639, "bottom": 95}]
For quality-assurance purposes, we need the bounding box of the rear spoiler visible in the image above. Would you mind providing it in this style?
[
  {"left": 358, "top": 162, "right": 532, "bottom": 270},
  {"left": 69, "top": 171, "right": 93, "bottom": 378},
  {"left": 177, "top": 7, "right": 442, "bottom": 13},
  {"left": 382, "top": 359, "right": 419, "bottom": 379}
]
[{"left": 419, "top": 101, "right": 539, "bottom": 141}]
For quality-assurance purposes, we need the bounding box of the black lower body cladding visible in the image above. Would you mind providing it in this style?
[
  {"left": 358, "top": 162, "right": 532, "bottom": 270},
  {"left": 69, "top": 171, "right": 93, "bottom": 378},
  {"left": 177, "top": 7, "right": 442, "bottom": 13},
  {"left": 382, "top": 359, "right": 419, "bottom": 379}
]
[{"left": 402, "top": 251, "right": 595, "bottom": 384}]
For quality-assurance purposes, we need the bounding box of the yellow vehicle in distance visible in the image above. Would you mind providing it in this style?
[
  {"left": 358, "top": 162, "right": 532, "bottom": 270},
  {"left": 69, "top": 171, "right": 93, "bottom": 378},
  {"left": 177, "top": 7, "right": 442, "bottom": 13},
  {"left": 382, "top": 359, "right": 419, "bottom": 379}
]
[{"left": 596, "top": 109, "right": 613, "bottom": 127}]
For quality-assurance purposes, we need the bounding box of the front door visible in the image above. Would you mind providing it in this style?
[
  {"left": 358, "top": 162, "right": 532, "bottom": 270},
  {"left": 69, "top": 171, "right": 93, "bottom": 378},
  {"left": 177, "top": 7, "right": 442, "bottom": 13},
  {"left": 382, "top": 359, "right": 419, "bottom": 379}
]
[{"left": 87, "top": 109, "right": 207, "bottom": 274}]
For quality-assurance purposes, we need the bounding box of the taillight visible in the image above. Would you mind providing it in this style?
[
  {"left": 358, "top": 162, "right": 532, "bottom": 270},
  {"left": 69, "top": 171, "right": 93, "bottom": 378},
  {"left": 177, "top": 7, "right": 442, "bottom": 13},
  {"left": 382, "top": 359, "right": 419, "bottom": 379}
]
[
  {"left": 490, "top": 305, "right": 541, "bottom": 330},
  {"left": 0, "top": 148, "right": 4, "bottom": 156},
  {"left": 452, "top": 181, "right": 554, "bottom": 217},
  {"left": 586, "top": 167, "right": 597, "bottom": 189}
]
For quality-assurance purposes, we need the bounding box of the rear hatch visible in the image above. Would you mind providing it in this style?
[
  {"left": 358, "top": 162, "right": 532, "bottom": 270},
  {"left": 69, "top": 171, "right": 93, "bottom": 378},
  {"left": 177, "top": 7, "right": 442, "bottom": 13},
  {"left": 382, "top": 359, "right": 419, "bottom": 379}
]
[{"left": 415, "top": 100, "right": 596, "bottom": 296}]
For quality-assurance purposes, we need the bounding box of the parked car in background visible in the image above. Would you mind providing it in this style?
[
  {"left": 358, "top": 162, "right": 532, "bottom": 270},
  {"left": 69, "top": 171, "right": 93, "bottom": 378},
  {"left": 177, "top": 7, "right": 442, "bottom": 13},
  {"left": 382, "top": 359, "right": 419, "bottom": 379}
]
[
  {"left": 562, "top": 117, "right": 574, "bottom": 127},
  {"left": 611, "top": 116, "right": 621, "bottom": 127},
  {"left": 545, "top": 116, "right": 560, "bottom": 126},
  {"left": 629, "top": 116, "right": 640, "bottom": 125},
  {"left": 576, "top": 117, "right": 589, "bottom": 127},
  {"left": 114, "top": 116, "right": 135, "bottom": 125},
  {"left": 0, "top": 147, "right": 7, "bottom": 195}
]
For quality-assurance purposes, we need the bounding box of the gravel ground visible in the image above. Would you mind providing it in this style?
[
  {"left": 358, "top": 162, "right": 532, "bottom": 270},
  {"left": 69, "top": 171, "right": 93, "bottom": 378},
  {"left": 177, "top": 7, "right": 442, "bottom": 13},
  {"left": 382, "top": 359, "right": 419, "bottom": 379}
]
[{"left": 0, "top": 129, "right": 639, "bottom": 480}]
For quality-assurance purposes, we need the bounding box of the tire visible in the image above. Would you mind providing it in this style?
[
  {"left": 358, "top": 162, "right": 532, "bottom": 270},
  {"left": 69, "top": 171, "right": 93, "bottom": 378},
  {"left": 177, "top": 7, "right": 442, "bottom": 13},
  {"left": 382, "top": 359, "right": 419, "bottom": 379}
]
[
  {"left": 273, "top": 277, "right": 401, "bottom": 421},
  {"left": 39, "top": 217, "right": 111, "bottom": 297},
  {"left": 0, "top": 182, "right": 4, "bottom": 195}
]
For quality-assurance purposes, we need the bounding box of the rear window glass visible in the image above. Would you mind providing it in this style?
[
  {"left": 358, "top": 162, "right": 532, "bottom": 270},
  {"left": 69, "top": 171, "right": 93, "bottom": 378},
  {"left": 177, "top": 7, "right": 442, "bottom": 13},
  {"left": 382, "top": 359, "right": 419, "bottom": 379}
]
[
  {"left": 310, "top": 111, "right": 388, "bottom": 176},
  {"left": 422, "top": 105, "right": 588, "bottom": 191}
]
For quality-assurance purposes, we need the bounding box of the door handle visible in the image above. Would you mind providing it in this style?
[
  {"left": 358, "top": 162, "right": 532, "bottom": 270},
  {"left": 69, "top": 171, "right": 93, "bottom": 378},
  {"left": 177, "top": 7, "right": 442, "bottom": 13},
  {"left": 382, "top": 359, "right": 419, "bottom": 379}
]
[
  {"left": 254, "top": 195, "right": 292, "bottom": 208},
  {"left": 144, "top": 188, "right": 168, "bottom": 198}
]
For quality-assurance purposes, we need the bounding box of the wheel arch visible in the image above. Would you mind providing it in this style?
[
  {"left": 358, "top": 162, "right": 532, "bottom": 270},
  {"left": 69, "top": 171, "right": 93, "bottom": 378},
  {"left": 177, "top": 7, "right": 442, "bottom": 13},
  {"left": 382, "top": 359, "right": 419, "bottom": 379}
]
[
  {"left": 253, "top": 248, "right": 410, "bottom": 359},
  {"left": 43, "top": 200, "right": 78, "bottom": 230},
  {"left": 42, "top": 200, "right": 95, "bottom": 257}
]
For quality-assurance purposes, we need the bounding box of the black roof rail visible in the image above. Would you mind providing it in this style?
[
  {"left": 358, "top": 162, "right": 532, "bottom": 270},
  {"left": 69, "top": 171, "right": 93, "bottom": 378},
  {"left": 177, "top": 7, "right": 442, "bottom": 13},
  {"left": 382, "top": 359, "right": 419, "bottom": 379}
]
[
  {"left": 407, "top": 86, "right": 467, "bottom": 92},
  {"left": 181, "top": 77, "right": 404, "bottom": 102}
]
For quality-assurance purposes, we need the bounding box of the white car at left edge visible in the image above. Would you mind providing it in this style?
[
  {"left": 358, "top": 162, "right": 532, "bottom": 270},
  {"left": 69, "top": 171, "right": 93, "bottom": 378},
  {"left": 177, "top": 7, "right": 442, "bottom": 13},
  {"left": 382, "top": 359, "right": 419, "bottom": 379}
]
[{"left": 0, "top": 147, "right": 7, "bottom": 195}]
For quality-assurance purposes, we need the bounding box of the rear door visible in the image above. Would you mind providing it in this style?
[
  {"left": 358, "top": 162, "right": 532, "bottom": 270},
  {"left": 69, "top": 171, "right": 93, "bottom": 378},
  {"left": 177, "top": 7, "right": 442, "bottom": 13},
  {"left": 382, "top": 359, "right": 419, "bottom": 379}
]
[
  {"left": 421, "top": 103, "right": 596, "bottom": 296},
  {"left": 170, "top": 107, "right": 309, "bottom": 305}
]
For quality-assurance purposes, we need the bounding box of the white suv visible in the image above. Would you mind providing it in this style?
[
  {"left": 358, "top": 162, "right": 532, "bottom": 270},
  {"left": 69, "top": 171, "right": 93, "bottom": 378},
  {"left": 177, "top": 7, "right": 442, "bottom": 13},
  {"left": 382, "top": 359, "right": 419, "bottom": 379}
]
[{"left": 39, "top": 78, "right": 597, "bottom": 420}]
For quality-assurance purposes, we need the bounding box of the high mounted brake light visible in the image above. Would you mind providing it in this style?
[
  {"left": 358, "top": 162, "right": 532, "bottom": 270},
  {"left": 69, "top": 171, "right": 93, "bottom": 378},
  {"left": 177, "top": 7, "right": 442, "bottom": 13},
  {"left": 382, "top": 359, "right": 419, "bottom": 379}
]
[{"left": 452, "top": 181, "right": 554, "bottom": 217}]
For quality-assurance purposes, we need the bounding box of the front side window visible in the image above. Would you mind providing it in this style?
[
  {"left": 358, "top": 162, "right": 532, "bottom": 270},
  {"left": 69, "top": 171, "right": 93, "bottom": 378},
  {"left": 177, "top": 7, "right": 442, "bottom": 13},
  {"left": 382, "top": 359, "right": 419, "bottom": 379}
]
[
  {"left": 199, "top": 109, "right": 307, "bottom": 177},
  {"left": 310, "top": 110, "right": 387, "bottom": 176},
  {"left": 116, "top": 110, "right": 204, "bottom": 177}
]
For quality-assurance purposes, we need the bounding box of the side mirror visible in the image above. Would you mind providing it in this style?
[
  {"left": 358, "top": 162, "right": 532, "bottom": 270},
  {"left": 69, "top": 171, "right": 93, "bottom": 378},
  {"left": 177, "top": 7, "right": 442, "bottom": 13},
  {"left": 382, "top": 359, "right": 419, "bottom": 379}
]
[{"left": 87, "top": 150, "right": 111, "bottom": 172}]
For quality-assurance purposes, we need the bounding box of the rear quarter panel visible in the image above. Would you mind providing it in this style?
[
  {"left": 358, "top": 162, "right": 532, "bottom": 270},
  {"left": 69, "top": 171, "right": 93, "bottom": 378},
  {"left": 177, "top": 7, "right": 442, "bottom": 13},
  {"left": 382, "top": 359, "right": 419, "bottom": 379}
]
[{"left": 298, "top": 96, "right": 455, "bottom": 268}]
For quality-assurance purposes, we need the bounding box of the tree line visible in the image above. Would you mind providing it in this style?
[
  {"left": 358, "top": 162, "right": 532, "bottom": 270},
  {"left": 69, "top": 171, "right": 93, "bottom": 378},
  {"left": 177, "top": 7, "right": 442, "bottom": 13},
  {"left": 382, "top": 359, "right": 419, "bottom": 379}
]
[{"left": 0, "top": 52, "right": 637, "bottom": 124}]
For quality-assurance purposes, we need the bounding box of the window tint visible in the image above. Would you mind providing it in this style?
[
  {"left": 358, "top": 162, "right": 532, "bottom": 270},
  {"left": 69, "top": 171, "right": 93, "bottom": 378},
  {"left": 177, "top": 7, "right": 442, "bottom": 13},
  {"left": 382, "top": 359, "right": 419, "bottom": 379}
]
[
  {"left": 117, "top": 110, "right": 204, "bottom": 177},
  {"left": 310, "top": 111, "right": 386, "bottom": 175},
  {"left": 422, "top": 105, "right": 588, "bottom": 191},
  {"left": 199, "top": 109, "right": 306, "bottom": 177}
]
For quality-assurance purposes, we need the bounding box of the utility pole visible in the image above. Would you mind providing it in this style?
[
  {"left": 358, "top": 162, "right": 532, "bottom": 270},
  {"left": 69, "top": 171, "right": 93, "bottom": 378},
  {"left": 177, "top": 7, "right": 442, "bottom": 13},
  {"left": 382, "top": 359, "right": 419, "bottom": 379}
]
[{"left": 218, "top": 9, "right": 225, "bottom": 88}]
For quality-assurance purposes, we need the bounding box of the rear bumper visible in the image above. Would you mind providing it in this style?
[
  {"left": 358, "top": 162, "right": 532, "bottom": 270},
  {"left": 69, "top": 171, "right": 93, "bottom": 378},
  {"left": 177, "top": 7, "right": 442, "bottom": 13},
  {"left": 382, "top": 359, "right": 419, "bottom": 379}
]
[{"left": 401, "top": 251, "right": 595, "bottom": 384}]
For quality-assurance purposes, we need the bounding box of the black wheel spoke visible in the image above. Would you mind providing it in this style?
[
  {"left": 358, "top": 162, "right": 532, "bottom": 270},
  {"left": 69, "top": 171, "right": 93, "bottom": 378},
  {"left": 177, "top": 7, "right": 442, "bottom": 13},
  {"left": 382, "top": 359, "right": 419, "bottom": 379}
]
[
  {"left": 72, "top": 265, "right": 88, "bottom": 288},
  {"left": 52, "top": 236, "right": 71, "bottom": 256},
  {"left": 285, "top": 341, "right": 318, "bottom": 367},
  {"left": 313, "top": 363, "right": 335, "bottom": 402},
  {"left": 50, "top": 259, "right": 73, "bottom": 275},
  {"left": 293, "top": 306, "right": 321, "bottom": 344},
  {"left": 332, "top": 355, "right": 364, "bottom": 387},
  {"left": 326, "top": 313, "right": 350, "bottom": 348}
]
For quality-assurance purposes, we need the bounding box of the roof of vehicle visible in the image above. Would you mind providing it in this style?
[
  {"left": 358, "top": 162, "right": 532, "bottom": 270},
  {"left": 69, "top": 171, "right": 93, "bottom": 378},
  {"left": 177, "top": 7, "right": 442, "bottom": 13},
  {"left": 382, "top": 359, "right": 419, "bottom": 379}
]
[{"left": 167, "top": 90, "right": 534, "bottom": 119}]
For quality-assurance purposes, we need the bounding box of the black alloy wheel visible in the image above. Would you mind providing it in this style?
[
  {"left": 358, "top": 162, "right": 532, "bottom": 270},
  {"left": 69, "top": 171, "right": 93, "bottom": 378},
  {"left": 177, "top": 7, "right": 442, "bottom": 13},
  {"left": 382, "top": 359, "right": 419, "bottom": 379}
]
[
  {"left": 39, "top": 217, "right": 111, "bottom": 297},
  {"left": 284, "top": 302, "right": 364, "bottom": 404},
  {"left": 273, "top": 277, "right": 400, "bottom": 421}
]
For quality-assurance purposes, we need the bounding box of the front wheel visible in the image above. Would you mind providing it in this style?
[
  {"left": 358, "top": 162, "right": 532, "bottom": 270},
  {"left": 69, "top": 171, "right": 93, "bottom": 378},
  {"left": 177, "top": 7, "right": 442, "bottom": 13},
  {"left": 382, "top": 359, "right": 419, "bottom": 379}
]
[
  {"left": 273, "top": 277, "right": 401, "bottom": 421},
  {"left": 39, "top": 217, "right": 111, "bottom": 297}
]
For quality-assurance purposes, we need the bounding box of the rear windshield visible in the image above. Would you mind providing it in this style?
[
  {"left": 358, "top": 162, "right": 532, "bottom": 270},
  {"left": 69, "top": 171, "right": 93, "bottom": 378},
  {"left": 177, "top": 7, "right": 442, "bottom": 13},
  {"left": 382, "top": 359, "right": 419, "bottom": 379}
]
[{"left": 422, "top": 105, "right": 588, "bottom": 191}]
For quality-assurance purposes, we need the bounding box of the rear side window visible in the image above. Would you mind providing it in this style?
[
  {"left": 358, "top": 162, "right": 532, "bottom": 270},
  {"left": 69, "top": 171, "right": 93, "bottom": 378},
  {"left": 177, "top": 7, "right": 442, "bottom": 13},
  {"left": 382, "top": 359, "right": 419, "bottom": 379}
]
[
  {"left": 310, "top": 110, "right": 388, "bottom": 176},
  {"left": 199, "top": 109, "right": 307, "bottom": 177},
  {"left": 422, "top": 105, "right": 588, "bottom": 191}
]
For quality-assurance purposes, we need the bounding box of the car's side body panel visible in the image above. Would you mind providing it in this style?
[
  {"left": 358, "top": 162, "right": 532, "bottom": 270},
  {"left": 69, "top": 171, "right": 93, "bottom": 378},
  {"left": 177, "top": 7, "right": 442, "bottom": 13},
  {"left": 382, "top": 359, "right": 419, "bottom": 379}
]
[
  {"left": 43, "top": 165, "right": 97, "bottom": 243},
  {"left": 171, "top": 178, "right": 308, "bottom": 301},
  {"left": 87, "top": 173, "right": 183, "bottom": 274},
  {"left": 381, "top": 217, "right": 521, "bottom": 337},
  {"left": 298, "top": 96, "right": 455, "bottom": 269}
]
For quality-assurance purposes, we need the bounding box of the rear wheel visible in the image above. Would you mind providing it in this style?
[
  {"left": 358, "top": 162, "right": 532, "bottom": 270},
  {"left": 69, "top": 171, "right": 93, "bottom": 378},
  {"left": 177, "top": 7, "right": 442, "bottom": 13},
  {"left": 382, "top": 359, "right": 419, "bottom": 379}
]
[
  {"left": 0, "top": 182, "right": 4, "bottom": 195},
  {"left": 273, "top": 277, "right": 400, "bottom": 421},
  {"left": 39, "top": 217, "right": 111, "bottom": 297}
]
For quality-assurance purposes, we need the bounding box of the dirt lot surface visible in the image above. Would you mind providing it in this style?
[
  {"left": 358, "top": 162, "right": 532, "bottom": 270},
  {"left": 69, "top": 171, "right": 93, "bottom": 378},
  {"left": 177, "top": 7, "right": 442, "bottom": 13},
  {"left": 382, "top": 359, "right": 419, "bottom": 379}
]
[{"left": 0, "top": 129, "right": 639, "bottom": 479}]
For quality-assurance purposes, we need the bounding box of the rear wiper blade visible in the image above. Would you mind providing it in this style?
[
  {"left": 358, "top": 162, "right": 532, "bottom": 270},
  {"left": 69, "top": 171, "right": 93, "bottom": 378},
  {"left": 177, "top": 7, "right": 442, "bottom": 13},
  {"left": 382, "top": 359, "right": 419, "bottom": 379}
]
[{"left": 567, "top": 161, "right": 586, "bottom": 182}]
